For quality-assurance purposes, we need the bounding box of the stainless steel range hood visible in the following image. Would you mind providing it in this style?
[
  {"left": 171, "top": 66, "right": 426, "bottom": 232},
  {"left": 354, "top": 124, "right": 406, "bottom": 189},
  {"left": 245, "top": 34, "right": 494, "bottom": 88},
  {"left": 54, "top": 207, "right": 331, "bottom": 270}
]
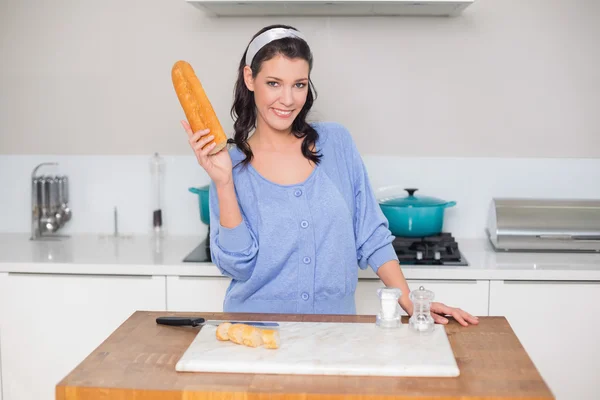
[
  {"left": 186, "top": 0, "right": 476, "bottom": 17},
  {"left": 486, "top": 198, "right": 600, "bottom": 252}
]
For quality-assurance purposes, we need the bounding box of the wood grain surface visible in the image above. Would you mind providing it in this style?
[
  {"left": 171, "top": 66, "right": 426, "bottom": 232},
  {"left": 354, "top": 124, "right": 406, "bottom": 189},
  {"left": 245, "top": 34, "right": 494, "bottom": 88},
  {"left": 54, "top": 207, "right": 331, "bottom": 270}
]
[{"left": 56, "top": 311, "right": 554, "bottom": 400}]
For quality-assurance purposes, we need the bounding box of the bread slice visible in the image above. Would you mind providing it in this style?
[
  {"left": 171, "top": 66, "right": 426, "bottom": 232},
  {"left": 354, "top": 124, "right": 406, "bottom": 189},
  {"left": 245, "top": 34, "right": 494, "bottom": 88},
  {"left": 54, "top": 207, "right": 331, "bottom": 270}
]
[
  {"left": 227, "top": 323, "right": 246, "bottom": 345},
  {"left": 216, "top": 322, "right": 231, "bottom": 341},
  {"left": 222, "top": 323, "right": 280, "bottom": 349},
  {"left": 261, "top": 329, "right": 280, "bottom": 349},
  {"left": 242, "top": 325, "right": 264, "bottom": 348}
]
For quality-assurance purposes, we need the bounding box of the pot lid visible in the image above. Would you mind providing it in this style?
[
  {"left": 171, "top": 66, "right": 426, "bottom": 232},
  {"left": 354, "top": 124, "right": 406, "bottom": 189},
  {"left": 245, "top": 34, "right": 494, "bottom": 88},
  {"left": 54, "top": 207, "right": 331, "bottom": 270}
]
[{"left": 379, "top": 188, "right": 449, "bottom": 207}]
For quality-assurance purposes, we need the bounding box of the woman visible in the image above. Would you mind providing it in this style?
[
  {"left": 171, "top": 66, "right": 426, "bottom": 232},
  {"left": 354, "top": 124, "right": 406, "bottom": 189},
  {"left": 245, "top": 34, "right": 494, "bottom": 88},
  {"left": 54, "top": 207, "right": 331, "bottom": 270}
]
[{"left": 182, "top": 24, "right": 478, "bottom": 327}]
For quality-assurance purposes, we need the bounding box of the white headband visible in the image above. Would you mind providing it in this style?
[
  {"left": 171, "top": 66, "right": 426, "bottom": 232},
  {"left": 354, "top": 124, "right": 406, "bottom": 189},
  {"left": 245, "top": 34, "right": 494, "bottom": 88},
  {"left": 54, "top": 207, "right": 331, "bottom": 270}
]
[{"left": 245, "top": 27, "right": 307, "bottom": 66}]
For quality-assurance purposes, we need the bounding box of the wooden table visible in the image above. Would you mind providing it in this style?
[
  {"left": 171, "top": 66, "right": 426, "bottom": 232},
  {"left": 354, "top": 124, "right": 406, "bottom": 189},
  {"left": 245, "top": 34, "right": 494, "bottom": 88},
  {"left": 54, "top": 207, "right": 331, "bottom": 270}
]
[{"left": 56, "top": 311, "right": 554, "bottom": 400}]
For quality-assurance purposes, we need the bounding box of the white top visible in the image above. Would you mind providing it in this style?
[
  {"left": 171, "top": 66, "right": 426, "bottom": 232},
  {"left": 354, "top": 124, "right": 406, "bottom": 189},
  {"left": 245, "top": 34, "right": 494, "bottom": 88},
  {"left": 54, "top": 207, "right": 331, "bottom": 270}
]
[{"left": 0, "top": 233, "right": 599, "bottom": 281}]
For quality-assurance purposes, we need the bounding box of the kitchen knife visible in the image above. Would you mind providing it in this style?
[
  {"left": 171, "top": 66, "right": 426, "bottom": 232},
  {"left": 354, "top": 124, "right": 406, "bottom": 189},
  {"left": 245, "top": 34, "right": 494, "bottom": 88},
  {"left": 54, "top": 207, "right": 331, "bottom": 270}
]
[
  {"left": 155, "top": 316, "right": 206, "bottom": 327},
  {"left": 203, "top": 320, "right": 280, "bottom": 328},
  {"left": 155, "top": 317, "right": 279, "bottom": 328}
]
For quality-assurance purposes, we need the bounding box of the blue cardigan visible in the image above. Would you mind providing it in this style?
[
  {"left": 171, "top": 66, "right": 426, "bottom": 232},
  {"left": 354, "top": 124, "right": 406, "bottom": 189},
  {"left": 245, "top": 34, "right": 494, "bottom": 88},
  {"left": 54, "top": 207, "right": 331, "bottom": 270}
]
[{"left": 209, "top": 122, "right": 398, "bottom": 314}]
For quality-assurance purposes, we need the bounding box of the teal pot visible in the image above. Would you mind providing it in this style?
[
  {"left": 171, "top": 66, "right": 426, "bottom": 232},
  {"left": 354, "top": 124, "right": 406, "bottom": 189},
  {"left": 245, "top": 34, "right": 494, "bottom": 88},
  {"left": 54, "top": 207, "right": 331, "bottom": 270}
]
[
  {"left": 189, "top": 185, "right": 210, "bottom": 225},
  {"left": 378, "top": 188, "right": 456, "bottom": 237}
]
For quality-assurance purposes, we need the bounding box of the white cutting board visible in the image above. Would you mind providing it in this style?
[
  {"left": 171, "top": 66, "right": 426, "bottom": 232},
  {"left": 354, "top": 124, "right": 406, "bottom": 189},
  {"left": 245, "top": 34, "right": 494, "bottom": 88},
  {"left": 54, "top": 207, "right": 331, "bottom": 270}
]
[{"left": 176, "top": 322, "right": 459, "bottom": 377}]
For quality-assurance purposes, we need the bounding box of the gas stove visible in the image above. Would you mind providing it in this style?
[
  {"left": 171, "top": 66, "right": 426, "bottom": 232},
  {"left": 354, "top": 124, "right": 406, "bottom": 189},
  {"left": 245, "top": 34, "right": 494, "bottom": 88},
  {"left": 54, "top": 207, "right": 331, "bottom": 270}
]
[
  {"left": 183, "top": 232, "right": 211, "bottom": 263},
  {"left": 392, "top": 233, "right": 468, "bottom": 266},
  {"left": 183, "top": 231, "right": 468, "bottom": 266}
]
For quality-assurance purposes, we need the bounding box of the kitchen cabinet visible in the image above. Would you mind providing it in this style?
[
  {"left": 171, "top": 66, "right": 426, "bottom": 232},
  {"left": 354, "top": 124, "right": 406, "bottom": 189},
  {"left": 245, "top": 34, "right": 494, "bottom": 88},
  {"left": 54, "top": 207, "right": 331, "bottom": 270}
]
[
  {"left": 0, "top": 274, "right": 4, "bottom": 400},
  {"left": 356, "top": 279, "right": 490, "bottom": 317},
  {"left": 489, "top": 280, "right": 600, "bottom": 400},
  {"left": 166, "top": 276, "right": 231, "bottom": 312},
  {"left": 166, "top": 277, "right": 490, "bottom": 317},
  {"left": 0, "top": 272, "right": 166, "bottom": 400}
]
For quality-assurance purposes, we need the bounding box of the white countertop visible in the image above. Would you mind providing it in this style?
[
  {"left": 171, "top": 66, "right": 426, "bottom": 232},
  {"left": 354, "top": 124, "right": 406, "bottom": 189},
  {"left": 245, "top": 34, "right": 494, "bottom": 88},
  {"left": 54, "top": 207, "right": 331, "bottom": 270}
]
[{"left": 0, "top": 233, "right": 599, "bottom": 281}]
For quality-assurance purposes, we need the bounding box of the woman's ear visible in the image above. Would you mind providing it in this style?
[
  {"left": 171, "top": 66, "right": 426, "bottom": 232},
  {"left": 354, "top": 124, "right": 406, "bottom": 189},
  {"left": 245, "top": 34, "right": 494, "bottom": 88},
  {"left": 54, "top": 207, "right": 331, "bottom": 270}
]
[{"left": 243, "top": 66, "right": 255, "bottom": 92}]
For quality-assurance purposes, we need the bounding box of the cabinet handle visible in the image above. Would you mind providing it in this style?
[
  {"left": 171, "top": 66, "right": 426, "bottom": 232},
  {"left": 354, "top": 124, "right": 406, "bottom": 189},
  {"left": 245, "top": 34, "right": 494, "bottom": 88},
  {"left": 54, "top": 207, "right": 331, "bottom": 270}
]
[
  {"left": 8, "top": 272, "right": 155, "bottom": 279},
  {"left": 176, "top": 275, "right": 230, "bottom": 281},
  {"left": 502, "top": 280, "right": 600, "bottom": 285},
  {"left": 409, "top": 279, "right": 478, "bottom": 284}
]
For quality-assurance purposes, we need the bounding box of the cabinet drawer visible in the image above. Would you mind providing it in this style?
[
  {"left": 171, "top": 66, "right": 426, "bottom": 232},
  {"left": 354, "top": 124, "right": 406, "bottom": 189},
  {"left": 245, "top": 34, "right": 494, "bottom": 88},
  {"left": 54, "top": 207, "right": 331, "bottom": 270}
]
[{"left": 166, "top": 276, "right": 231, "bottom": 312}]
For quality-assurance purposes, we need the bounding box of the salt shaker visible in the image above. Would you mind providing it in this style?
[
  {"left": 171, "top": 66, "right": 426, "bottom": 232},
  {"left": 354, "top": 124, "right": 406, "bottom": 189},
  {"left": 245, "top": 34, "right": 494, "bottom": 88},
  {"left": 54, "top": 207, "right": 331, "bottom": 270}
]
[
  {"left": 409, "top": 286, "right": 435, "bottom": 333},
  {"left": 376, "top": 287, "right": 402, "bottom": 328}
]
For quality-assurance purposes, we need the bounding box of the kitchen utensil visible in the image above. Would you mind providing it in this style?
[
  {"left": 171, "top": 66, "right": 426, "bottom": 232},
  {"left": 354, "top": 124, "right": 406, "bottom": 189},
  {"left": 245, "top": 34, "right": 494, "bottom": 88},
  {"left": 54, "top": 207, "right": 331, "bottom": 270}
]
[
  {"left": 203, "top": 320, "right": 280, "bottom": 328},
  {"left": 156, "top": 317, "right": 206, "bottom": 327},
  {"left": 59, "top": 176, "right": 72, "bottom": 222},
  {"left": 155, "top": 316, "right": 280, "bottom": 328},
  {"left": 376, "top": 287, "right": 402, "bottom": 328},
  {"left": 487, "top": 198, "right": 600, "bottom": 252},
  {"left": 50, "top": 177, "right": 65, "bottom": 228},
  {"left": 409, "top": 286, "right": 435, "bottom": 334},
  {"left": 176, "top": 321, "right": 459, "bottom": 377},
  {"left": 189, "top": 185, "right": 210, "bottom": 225},
  {"left": 40, "top": 177, "right": 58, "bottom": 233},
  {"left": 150, "top": 153, "right": 165, "bottom": 236},
  {"left": 30, "top": 162, "right": 72, "bottom": 240},
  {"left": 377, "top": 188, "right": 456, "bottom": 237}
]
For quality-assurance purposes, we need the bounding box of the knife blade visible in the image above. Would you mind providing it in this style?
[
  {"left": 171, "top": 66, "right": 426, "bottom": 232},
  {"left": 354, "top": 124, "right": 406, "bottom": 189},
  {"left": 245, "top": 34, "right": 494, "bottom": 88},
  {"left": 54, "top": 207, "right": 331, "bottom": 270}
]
[
  {"left": 203, "top": 320, "right": 280, "bottom": 328},
  {"left": 155, "top": 317, "right": 279, "bottom": 329}
]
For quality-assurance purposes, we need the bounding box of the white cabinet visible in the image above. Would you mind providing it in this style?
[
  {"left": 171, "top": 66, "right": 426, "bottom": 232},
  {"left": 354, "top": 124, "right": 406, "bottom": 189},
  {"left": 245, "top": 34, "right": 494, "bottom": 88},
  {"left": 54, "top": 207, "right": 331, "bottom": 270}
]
[
  {"left": 0, "top": 273, "right": 4, "bottom": 400},
  {"left": 166, "top": 276, "right": 231, "bottom": 312},
  {"left": 0, "top": 272, "right": 166, "bottom": 400},
  {"left": 356, "top": 279, "right": 489, "bottom": 317},
  {"left": 489, "top": 280, "right": 600, "bottom": 400}
]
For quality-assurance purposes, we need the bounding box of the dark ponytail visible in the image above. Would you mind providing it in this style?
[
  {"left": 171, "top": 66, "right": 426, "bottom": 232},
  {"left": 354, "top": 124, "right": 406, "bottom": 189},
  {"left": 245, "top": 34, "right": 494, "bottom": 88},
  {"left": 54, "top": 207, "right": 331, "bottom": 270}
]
[{"left": 229, "top": 24, "right": 321, "bottom": 167}]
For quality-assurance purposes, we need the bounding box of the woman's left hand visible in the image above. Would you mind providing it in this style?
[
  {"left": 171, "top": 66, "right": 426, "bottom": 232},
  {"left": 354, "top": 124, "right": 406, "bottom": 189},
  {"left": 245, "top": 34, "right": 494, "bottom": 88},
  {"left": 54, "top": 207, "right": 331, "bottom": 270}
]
[
  {"left": 430, "top": 302, "right": 479, "bottom": 326},
  {"left": 400, "top": 298, "right": 479, "bottom": 327}
]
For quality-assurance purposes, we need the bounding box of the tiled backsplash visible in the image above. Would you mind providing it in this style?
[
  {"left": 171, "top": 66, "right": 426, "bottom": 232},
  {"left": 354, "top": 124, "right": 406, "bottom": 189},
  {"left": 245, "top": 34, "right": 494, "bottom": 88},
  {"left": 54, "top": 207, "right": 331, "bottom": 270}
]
[{"left": 2, "top": 154, "right": 599, "bottom": 238}]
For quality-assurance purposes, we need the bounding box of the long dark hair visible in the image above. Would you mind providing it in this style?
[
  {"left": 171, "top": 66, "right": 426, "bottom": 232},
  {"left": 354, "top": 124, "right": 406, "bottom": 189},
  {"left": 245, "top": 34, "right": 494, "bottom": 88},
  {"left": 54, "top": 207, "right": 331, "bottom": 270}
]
[{"left": 229, "top": 24, "right": 321, "bottom": 167}]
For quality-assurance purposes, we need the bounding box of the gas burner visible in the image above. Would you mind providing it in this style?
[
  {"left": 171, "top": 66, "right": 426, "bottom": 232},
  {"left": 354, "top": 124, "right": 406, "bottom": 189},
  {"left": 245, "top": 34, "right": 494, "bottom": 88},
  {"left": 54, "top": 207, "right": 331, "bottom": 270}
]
[
  {"left": 183, "top": 230, "right": 212, "bottom": 263},
  {"left": 392, "top": 233, "right": 468, "bottom": 266}
]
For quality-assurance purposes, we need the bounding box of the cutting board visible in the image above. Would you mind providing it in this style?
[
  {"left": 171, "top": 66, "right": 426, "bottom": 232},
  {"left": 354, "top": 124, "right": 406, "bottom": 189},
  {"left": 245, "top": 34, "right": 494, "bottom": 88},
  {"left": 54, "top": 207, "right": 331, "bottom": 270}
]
[{"left": 176, "top": 322, "right": 459, "bottom": 377}]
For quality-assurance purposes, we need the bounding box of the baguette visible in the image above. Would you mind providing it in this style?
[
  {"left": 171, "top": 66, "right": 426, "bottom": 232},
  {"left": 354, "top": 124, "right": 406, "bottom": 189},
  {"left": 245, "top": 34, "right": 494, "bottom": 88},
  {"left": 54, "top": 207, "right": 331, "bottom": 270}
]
[
  {"left": 215, "top": 322, "right": 231, "bottom": 341},
  {"left": 227, "top": 323, "right": 246, "bottom": 345},
  {"left": 241, "top": 325, "right": 264, "bottom": 348},
  {"left": 261, "top": 329, "right": 280, "bottom": 349},
  {"left": 171, "top": 60, "right": 228, "bottom": 155},
  {"left": 218, "top": 323, "right": 280, "bottom": 349}
]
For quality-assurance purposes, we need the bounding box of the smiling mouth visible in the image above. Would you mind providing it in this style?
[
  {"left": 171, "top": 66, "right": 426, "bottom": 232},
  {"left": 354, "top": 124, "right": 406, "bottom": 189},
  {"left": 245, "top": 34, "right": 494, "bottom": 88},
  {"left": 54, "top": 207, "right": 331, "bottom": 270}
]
[{"left": 271, "top": 108, "right": 293, "bottom": 118}]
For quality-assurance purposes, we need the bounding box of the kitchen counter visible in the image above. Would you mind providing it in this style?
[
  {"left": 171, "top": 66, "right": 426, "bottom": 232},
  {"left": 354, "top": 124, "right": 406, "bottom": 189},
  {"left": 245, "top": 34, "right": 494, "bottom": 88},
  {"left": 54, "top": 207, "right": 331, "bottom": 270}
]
[
  {"left": 1, "top": 233, "right": 599, "bottom": 280},
  {"left": 55, "top": 311, "right": 554, "bottom": 400}
]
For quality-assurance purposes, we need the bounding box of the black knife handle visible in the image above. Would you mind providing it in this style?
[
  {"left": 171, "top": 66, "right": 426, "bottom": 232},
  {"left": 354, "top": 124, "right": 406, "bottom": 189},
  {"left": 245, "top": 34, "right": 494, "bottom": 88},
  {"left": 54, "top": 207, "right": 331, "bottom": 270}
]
[{"left": 156, "top": 317, "right": 205, "bottom": 327}]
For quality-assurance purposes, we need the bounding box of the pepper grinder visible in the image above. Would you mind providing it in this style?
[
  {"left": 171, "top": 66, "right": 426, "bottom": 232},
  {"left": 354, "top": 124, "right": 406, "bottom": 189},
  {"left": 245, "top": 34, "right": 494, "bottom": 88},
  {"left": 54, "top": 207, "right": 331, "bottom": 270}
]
[
  {"left": 150, "top": 153, "right": 166, "bottom": 237},
  {"left": 376, "top": 287, "right": 402, "bottom": 328},
  {"left": 409, "top": 286, "right": 435, "bottom": 334}
]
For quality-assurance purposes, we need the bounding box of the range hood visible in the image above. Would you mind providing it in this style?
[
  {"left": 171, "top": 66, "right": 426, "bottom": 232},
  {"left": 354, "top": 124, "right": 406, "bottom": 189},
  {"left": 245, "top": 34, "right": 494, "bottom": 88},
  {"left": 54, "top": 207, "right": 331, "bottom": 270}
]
[{"left": 186, "top": 1, "right": 475, "bottom": 17}]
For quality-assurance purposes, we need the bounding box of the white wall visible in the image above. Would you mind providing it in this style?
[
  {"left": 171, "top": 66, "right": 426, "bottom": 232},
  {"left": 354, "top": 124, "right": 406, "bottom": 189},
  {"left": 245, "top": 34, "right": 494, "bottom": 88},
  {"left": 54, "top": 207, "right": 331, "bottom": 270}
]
[
  {"left": 1, "top": 0, "right": 599, "bottom": 157},
  {"left": 2, "top": 154, "right": 599, "bottom": 237},
  {"left": 1, "top": 0, "right": 599, "bottom": 238}
]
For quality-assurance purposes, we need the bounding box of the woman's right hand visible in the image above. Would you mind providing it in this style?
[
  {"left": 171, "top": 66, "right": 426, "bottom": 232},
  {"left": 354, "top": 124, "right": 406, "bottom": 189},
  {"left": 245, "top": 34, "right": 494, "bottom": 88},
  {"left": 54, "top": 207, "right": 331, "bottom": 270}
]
[{"left": 182, "top": 120, "right": 233, "bottom": 187}]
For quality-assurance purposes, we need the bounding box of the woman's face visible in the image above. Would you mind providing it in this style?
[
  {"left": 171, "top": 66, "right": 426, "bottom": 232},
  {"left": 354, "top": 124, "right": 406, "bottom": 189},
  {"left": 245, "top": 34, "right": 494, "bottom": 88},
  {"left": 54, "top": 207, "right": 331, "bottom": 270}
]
[{"left": 244, "top": 54, "right": 309, "bottom": 134}]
